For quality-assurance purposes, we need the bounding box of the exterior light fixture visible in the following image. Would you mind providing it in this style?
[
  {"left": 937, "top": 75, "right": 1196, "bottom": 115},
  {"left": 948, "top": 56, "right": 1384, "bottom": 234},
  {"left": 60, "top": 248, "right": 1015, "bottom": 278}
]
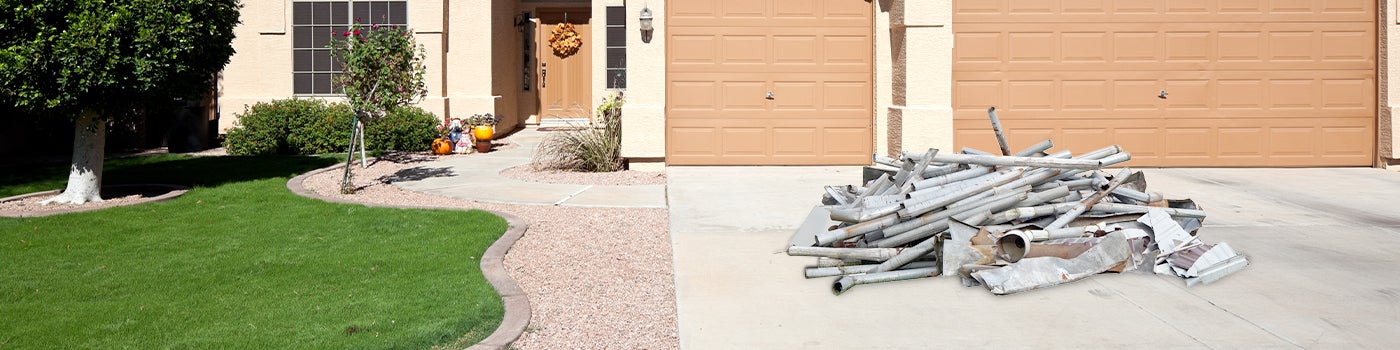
[{"left": 639, "top": 6, "right": 654, "bottom": 43}]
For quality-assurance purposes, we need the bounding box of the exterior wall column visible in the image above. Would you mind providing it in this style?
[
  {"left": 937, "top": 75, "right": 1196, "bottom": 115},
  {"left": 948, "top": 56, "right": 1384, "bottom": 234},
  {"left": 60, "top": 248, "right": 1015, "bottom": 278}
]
[
  {"left": 888, "top": 0, "right": 954, "bottom": 157},
  {"left": 1384, "top": 0, "right": 1397, "bottom": 165},
  {"left": 619, "top": 0, "right": 667, "bottom": 170}
]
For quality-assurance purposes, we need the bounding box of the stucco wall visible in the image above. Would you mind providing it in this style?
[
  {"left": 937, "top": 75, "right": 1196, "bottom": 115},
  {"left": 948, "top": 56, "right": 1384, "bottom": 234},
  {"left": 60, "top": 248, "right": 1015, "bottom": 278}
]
[
  {"left": 618, "top": 0, "right": 666, "bottom": 165},
  {"left": 890, "top": 0, "right": 954, "bottom": 156},
  {"left": 1385, "top": 0, "right": 1397, "bottom": 162}
]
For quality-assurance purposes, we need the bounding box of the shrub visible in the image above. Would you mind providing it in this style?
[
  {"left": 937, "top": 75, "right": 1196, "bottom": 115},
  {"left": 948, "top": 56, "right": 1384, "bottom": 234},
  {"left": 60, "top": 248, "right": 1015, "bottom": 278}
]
[
  {"left": 287, "top": 102, "right": 355, "bottom": 154},
  {"left": 225, "top": 99, "right": 328, "bottom": 155},
  {"left": 366, "top": 106, "right": 439, "bottom": 152},
  {"left": 225, "top": 98, "right": 437, "bottom": 155},
  {"left": 533, "top": 93, "right": 624, "bottom": 172}
]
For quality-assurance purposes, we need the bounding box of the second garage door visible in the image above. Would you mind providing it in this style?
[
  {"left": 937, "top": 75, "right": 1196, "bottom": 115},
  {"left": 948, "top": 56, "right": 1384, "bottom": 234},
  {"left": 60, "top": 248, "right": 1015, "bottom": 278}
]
[
  {"left": 952, "top": 1, "right": 1375, "bottom": 167},
  {"left": 666, "top": 0, "right": 874, "bottom": 165}
]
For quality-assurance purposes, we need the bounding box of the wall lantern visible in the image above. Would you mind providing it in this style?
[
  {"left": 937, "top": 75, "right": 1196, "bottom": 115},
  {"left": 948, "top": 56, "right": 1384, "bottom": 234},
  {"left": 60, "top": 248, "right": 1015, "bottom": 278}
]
[
  {"left": 514, "top": 13, "right": 527, "bottom": 32},
  {"left": 639, "top": 6, "right": 654, "bottom": 43}
]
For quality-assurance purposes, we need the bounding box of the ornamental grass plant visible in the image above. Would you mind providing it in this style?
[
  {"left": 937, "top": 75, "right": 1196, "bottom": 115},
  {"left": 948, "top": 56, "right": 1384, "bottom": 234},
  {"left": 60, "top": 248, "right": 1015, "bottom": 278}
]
[{"left": 533, "top": 93, "right": 624, "bottom": 172}]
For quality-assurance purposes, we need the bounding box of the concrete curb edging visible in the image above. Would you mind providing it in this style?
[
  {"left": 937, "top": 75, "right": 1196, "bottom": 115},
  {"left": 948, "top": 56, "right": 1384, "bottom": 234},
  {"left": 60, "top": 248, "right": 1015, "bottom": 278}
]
[
  {"left": 286, "top": 162, "right": 530, "bottom": 350},
  {"left": 0, "top": 184, "right": 191, "bottom": 218}
]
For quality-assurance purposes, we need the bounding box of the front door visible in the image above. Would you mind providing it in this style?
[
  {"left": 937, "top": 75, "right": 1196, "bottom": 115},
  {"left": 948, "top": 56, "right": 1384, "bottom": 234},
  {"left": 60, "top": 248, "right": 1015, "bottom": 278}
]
[{"left": 537, "top": 9, "right": 593, "bottom": 122}]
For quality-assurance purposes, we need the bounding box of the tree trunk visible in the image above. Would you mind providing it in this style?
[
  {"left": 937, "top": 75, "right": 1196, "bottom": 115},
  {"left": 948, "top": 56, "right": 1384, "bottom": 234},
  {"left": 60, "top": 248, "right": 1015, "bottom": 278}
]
[{"left": 42, "top": 110, "right": 106, "bottom": 205}]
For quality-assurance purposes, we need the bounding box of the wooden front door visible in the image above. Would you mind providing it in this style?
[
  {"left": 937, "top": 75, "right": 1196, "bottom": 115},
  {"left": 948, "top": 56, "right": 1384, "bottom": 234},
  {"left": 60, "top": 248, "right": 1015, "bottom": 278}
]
[{"left": 537, "top": 9, "right": 593, "bottom": 122}]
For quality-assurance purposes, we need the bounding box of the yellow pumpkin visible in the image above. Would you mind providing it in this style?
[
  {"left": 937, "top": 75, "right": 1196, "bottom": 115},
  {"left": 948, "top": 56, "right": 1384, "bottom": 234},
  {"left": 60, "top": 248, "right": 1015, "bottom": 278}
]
[
  {"left": 431, "top": 138, "right": 453, "bottom": 155},
  {"left": 472, "top": 126, "right": 494, "bottom": 142}
]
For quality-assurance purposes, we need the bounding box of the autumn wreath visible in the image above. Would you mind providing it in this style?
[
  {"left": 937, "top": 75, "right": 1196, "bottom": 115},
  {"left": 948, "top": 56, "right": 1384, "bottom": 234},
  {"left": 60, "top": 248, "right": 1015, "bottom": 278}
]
[{"left": 549, "top": 22, "right": 582, "bottom": 57}]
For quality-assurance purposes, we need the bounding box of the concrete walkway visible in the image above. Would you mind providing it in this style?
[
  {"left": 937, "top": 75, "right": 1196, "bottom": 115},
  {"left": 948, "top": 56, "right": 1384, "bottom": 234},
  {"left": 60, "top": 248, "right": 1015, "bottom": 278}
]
[
  {"left": 668, "top": 166, "right": 1400, "bottom": 348},
  {"left": 393, "top": 126, "right": 666, "bottom": 208}
]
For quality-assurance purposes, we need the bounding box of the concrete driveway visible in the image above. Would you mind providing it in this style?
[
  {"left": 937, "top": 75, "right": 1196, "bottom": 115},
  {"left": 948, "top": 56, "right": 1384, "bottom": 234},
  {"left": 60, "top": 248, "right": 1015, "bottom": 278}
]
[{"left": 667, "top": 166, "right": 1400, "bottom": 349}]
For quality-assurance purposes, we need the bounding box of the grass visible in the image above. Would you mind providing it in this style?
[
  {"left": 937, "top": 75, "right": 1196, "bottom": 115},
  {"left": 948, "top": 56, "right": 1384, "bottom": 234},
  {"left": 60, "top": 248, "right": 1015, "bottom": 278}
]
[{"left": 0, "top": 154, "right": 506, "bottom": 349}]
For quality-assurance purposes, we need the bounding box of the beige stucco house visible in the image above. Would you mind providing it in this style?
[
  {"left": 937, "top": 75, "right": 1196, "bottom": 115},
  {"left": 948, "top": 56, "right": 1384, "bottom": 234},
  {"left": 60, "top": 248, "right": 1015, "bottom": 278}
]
[{"left": 220, "top": 0, "right": 1400, "bottom": 169}]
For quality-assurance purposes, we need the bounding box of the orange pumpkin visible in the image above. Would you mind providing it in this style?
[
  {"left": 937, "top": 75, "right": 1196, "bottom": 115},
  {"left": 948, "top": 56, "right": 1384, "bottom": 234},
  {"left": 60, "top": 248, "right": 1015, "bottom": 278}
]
[
  {"left": 431, "top": 138, "right": 453, "bottom": 155},
  {"left": 472, "top": 126, "right": 494, "bottom": 142}
]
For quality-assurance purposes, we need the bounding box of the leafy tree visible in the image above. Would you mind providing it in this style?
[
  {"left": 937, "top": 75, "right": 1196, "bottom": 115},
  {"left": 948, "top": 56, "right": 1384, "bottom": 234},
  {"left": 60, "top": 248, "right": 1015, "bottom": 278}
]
[
  {"left": 328, "top": 22, "right": 427, "bottom": 193},
  {"left": 0, "top": 0, "right": 241, "bottom": 204}
]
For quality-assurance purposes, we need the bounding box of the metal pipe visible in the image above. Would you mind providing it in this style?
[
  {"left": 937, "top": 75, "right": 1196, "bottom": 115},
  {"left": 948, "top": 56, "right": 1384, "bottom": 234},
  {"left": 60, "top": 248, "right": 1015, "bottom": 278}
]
[
  {"left": 1033, "top": 178, "right": 1096, "bottom": 191},
  {"left": 814, "top": 257, "right": 863, "bottom": 267},
  {"left": 986, "top": 202, "right": 1076, "bottom": 225},
  {"left": 874, "top": 155, "right": 901, "bottom": 167},
  {"left": 805, "top": 261, "right": 940, "bottom": 278},
  {"left": 921, "top": 163, "right": 963, "bottom": 178},
  {"left": 787, "top": 246, "right": 904, "bottom": 261},
  {"left": 929, "top": 153, "right": 1104, "bottom": 170},
  {"left": 1111, "top": 187, "right": 1162, "bottom": 203},
  {"left": 909, "top": 168, "right": 1017, "bottom": 199},
  {"left": 815, "top": 212, "right": 901, "bottom": 246},
  {"left": 949, "top": 185, "right": 1031, "bottom": 208},
  {"left": 868, "top": 193, "right": 1024, "bottom": 247},
  {"left": 1074, "top": 145, "right": 1122, "bottom": 160},
  {"left": 1091, "top": 202, "right": 1207, "bottom": 219},
  {"left": 1043, "top": 150, "right": 1072, "bottom": 159},
  {"left": 900, "top": 169, "right": 1021, "bottom": 219},
  {"left": 961, "top": 147, "right": 995, "bottom": 156},
  {"left": 828, "top": 202, "right": 901, "bottom": 223},
  {"left": 1045, "top": 167, "right": 1133, "bottom": 229},
  {"left": 1014, "top": 186, "right": 1071, "bottom": 207},
  {"left": 987, "top": 107, "right": 1013, "bottom": 156},
  {"left": 911, "top": 166, "right": 993, "bottom": 191},
  {"left": 1013, "top": 139, "right": 1053, "bottom": 157},
  {"left": 832, "top": 267, "right": 941, "bottom": 295}
]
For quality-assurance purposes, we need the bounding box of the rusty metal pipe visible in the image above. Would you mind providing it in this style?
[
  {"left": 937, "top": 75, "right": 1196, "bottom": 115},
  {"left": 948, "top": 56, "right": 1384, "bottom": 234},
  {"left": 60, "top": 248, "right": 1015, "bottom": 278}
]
[
  {"left": 832, "top": 266, "right": 941, "bottom": 295},
  {"left": 987, "top": 107, "right": 1013, "bottom": 156},
  {"left": 815, "top": 212, "right": 901, "bottom": 246},
  {"left": 1046, "top": 167, "right": 1133, "bottom": 229}
]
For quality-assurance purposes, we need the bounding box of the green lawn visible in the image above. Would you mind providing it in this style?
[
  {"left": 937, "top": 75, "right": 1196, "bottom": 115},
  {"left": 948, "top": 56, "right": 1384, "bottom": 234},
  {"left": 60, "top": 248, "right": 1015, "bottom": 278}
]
[{"left": 0, "top": 155, "right": 506, "bottom": 349}]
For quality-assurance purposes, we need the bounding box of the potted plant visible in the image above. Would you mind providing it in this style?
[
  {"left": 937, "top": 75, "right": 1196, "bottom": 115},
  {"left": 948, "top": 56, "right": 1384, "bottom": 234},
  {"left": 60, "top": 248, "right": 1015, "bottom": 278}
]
[{"left": 465, "top": 113, "right": 500, "bottom": 153}]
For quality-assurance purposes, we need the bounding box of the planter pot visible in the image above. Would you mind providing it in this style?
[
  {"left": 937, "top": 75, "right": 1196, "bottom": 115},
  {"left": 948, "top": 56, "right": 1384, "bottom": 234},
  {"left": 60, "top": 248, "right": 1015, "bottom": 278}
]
[
  {"left": 472, "top": 125, "right": 494, "bottom": 142},
  {"left": 431, "top": 138, "right": 453, "bottom": 155},
  {"left": 475, "top": 140, "right": 492, "bottom": 153}
]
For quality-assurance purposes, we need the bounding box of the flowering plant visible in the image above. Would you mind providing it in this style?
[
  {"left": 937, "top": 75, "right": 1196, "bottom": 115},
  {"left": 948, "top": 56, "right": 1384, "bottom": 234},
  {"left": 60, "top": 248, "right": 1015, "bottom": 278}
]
[
  {"left": 329, "top": 22, "right": 428, "bottom": 119},
  {"left": 465, "top": 113, "right": 500, "bottom": 127}
]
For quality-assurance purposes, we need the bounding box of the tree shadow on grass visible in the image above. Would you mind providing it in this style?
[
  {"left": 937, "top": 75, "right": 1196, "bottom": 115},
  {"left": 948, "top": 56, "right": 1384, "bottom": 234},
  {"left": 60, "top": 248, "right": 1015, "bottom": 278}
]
[{"left": 0, "top": 155, "right": 340, "bottom": 196}]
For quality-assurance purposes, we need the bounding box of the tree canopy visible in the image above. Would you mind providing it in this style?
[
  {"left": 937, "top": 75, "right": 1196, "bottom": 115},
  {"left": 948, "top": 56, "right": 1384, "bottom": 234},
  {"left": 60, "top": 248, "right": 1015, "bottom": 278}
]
[{"left": 0, "top": 0, "right": 242, "bottom": 118}]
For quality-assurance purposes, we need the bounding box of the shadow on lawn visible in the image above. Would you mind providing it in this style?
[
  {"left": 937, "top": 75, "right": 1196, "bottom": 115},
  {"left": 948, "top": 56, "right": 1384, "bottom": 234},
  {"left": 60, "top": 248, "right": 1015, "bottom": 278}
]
[{"left": 0, "top": 155, "right": 340, "bottom": 191}]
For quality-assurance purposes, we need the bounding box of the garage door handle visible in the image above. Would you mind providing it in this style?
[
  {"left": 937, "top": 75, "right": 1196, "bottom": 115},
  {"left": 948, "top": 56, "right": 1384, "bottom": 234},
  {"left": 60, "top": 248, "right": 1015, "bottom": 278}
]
[
  {"left": 1158, "top": 90, "right": 1168, "bottom": 99},
  {"left": 766, "top": 91, "right": 775, "bottom": 100}
]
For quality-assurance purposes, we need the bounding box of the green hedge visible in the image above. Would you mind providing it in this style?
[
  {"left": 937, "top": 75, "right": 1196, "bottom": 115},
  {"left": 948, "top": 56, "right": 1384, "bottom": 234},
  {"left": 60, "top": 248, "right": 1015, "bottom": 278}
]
[{"left": 225, "top": 98, "right": 439, "bottom": 155}]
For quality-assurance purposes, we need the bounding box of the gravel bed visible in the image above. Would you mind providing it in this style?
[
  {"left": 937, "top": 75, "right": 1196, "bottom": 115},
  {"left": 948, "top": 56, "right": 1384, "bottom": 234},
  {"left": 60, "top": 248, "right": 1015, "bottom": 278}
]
[
  {"left": 301, "top": 152, "right": 678, "bottom": 349},
  {"left": 499, "top": 164, "right": 666, "bottom": 186}
]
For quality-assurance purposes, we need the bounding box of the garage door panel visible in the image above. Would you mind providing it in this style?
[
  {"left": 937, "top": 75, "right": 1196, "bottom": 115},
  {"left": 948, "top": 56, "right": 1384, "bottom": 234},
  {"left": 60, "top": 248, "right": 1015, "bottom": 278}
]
[
  {"left": 955, "top": 0, "right": 1371, "bottom": 22},
  {"left": 954, "top": 23, "right": 1374, "bottom": 72}
]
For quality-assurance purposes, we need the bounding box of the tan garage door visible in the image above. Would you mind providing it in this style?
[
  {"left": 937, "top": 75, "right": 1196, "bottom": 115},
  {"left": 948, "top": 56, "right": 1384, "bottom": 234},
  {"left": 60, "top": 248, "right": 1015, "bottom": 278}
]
[
  {"left": 666, "top": 0, "right": 873, "bottom": 165},
  {"left": 953, "top": 1, "right": 1375, "bottom": 167}
]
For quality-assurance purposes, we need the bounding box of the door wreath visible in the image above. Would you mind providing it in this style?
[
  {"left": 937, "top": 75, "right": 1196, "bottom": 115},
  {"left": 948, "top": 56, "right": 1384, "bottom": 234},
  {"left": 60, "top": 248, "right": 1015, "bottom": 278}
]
[{"left": 549, "top": 22, "right": 582, "bottom": 58}]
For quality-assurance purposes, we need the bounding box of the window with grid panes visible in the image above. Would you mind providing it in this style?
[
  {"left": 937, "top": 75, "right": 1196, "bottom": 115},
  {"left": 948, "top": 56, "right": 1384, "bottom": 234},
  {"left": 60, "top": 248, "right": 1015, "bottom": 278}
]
[
  {"left": 292, "top": 1, "right": 408, "bottom": 95},
  {"left": 605, "top": 6, "right": 626, "bottom": 89}
]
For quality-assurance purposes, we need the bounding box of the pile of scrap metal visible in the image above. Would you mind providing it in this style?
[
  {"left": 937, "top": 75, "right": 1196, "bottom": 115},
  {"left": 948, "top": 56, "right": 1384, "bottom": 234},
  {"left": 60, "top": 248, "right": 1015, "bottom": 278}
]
[{"left": 786, "top": 109, "right": 1248, "bottom": 295}]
